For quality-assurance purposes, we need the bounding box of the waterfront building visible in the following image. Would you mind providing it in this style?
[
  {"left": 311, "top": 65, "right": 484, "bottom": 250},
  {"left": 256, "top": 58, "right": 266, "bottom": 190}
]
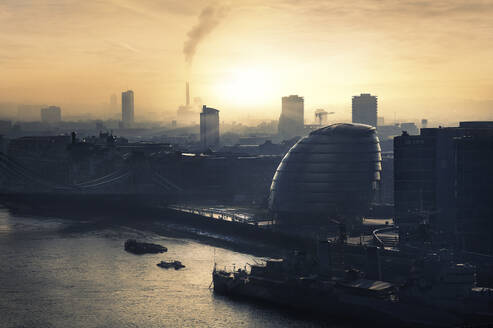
[
  {"left": 352, "top": 93, "right": 377, "bottom": 127},
  {"left": 455, "top": 132, "right": 493, "bottom": 253},
  {"left": 380, "top": 152, "right": 394, "bottom": 204},
  {"left": 40, "top": 106, "right": 61, "bottom": 124},
  {"left": 269, "top": 123, "right": 382, "bottom": 227},
  {"left": 200, "top": 105, "right": 220, "bottom": 149},
  {"left": 278, "top": 95, "right": 304, "bottom": 139},
  {"left": 121, "top": 90, "right": 134, "bottom": 128},
  {"left": 394, "top": 121, "right": 493, "bottom": 254}
]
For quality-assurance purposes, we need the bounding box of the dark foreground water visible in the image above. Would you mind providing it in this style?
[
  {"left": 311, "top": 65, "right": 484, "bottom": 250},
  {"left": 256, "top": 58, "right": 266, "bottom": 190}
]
[{"left": 0, "top": 207, "right": 347, "bottom": 328}]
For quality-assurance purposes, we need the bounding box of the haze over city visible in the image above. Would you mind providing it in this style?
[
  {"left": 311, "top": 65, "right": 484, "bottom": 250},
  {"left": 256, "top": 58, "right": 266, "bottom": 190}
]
[
  {"left": 1, "top": 0, "right": 493, "bottom": 123},
  {"left": 2, "top": 1, "right": 493, "bottom": 327}
]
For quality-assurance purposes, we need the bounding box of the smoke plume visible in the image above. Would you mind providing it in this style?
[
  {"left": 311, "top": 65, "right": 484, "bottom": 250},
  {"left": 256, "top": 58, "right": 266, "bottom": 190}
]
[{"left": 183, "top": 4, "right": 229, "bottom": 65}]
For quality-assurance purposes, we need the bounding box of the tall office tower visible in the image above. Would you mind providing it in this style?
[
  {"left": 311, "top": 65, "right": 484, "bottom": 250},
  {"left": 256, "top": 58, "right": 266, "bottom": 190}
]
[
  {"left": 394, "top": 121, "right": 493, "bottom": 254},
  {"left": 200, "top": 105, "right": 220, "bottom": 149},
  {"left": 278, "top": 95, "right": 304, "bottom": 139},
  {"left": 40, "top": 106, "right": 62, "bottom": 124},
  {"left": 121, "top": 90, "right": 134, "bottom": 128},
  {"left": 352, "top": 93, "right": 377, "bottom": 127}
]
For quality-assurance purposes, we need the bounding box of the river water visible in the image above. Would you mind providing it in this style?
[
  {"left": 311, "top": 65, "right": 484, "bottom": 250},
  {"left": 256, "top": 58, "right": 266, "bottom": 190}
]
[{"left": 0, "top": 207, "right": 347, "bottom": 328}]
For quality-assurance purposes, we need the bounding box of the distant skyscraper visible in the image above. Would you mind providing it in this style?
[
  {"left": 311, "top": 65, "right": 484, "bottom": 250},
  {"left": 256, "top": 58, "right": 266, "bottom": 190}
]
[
  {"left": 200, "top": 105, "right": 220, "bottom": 149},
  {"left": 122, "top": 90, "right": 134, "bottom": 128},
  {"left": 278, "top": 95, "right": 304, "bottom": 139},
  {"left": 352, "top": 93, "right": 377, "bottom": 127},
  {"left": 41, "top": 106, "right": 61, "bottom": 124},
  {"left": 421, "top": 119, "right": 428, "bottom": 129}
]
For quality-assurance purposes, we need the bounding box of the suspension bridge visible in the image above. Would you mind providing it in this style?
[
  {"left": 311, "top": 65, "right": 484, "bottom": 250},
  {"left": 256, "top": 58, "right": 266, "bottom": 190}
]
[{"left": 0, "top": 151, "right": 183, "bottom": 197}]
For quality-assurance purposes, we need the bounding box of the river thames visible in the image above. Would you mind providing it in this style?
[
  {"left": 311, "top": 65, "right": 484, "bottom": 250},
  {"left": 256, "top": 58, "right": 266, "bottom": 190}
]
[{"left": 0, "top": 207, "right": 349, "bottom": 328}]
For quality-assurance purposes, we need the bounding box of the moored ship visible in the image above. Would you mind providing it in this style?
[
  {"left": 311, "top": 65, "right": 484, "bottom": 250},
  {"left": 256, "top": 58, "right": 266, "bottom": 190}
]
[{"left": 212, "top": 250, "right": 493, "bottom": 327}]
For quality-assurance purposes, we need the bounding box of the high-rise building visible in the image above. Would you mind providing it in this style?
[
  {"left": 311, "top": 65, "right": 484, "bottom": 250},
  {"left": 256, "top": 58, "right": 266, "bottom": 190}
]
[
  {"left": 421, "top": 119, "right": 428, "bottom": 129},
  {"left": 455, "top": 131, "right": 493, "bottom": 254},
  {"left": 200, "top": 105, "right": 220, "bottom": 149},
  {"left": 352, "top": 93, "right": 377, "bottom": 127},
  {"left": 41, "top": 106, "right": 62, "bottom": 124},
  {"left": 121, "top": 90, "right": 134, "bottom": 128},
  {"left": 394, "top": 121, "right": 493, "bottom": 254},
  {"left": 278, "top": 95, "right": 304, "bottom": 139}
]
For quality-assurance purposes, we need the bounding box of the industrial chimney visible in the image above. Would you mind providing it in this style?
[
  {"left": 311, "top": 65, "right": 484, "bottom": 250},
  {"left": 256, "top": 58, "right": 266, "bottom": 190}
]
[{"left": 186, "top": 82, "right": 190, "bottom": 107}]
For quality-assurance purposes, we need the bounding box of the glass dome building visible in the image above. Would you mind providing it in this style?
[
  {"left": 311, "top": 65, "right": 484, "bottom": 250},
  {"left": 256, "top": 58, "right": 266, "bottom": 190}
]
[{"left": 268, "top": 123, "right": 382, "bottom": 226}]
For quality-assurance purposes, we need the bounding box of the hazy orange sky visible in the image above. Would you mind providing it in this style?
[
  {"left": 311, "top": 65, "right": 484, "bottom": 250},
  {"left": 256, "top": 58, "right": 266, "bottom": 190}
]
[{"left": 1, "top": 0, "right": 493, "bottom": 123}]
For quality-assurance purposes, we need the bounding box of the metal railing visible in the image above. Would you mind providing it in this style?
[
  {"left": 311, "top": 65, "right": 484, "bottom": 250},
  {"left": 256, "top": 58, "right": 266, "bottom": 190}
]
[
  {"left": 168, "top": 205, "right": 271, "bottom": 226},
  {"left": 372, "top": 225, "right": 399, "bottom": 248}
]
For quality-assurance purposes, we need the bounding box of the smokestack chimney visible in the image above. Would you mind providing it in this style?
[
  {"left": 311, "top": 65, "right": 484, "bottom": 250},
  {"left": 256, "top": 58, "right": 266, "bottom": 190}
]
[{"left": 186, "top": 82, "right": 190, "bottom": 107}]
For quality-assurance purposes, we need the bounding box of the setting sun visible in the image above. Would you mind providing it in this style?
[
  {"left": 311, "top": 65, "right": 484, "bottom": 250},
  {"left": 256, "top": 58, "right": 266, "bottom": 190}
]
[{"left": 214, "top": 67, "right": 278, "bottom": 107}]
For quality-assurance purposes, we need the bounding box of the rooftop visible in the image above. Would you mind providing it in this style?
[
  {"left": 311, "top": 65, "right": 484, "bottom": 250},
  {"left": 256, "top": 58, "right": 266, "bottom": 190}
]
[
  {"left": 201, "top": 105, "right": 219, "bottom": 114},
  {"left": 459, "top": 121, "right": 493, "bottom": 128},
  {"left": 310, "top": 123, "right": 376, "bottom": 137}
]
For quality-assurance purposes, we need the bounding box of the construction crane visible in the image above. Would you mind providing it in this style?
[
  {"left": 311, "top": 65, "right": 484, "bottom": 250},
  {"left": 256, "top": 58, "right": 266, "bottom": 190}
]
[{"left": 315, "top": 109, "right": 335, "bottom": 126}]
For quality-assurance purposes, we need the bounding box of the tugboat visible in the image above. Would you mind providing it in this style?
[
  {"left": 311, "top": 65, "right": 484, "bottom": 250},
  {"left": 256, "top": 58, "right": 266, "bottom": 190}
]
[
  {"left": 124, "top": 239, "right": 167, "bottom": 254},
  {"left": 157, "top": 260, "right": 185, "bottom": 270}
]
